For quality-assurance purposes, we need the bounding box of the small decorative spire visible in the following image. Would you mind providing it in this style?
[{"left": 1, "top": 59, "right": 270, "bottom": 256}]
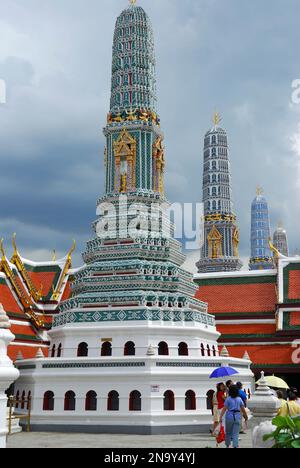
[
  {"left": 0, "top": 303, "right": 11, "bottom": 329},
  {"left": 220, "top": 346, "right": 229, "bottom": 357},
  {"left": 243, "top": 350, "right": 250, "bottom": 361},
  {"left": 16, "top": 351, "right": 24, "bottom": 361},
  {"left": 35, "top": 348, "right": 44, "bottom": 359},
  {"left": 129, "top": 0, "right": 137, "bottom": 5},
  {"left": 147, "top": 344, "right": 156, "bottom": 356},
  {"left": 52, "top": 250, "right": 57, "bottom": 262}
]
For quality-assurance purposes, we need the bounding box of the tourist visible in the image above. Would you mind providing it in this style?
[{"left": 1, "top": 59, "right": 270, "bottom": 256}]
[
  {"left": 212, "top": 383, "right": 227, "bottom": 436},
  {"left": 236, "top": 382, "right": 247, "bottom": 406},
  {"left": 236, "top": 382, "right": 247, "bottom": 434},
  {"left": 226, "top": 380, "right": 234, "bottom": 392},
  {"left": 278, "top": 393, "right": 300, "bottom": 418},
  {"left": 276, "top": 390, "right": 287, "bottom": 413},
  {"left": 219, "top": 385, "right": 248, "bottom": 449},
  {"left": 289, "top": 388, "right": 300, "bottom": 406}
]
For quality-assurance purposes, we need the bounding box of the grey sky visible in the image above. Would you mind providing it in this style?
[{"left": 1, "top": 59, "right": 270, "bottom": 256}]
[{"left": 0, "top": 0, "right": 300, "bottom": 271}]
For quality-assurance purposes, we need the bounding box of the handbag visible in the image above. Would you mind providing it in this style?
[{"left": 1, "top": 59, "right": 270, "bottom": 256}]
[{"left": 216, "top": 424, "right": 226, "bottom": 445}]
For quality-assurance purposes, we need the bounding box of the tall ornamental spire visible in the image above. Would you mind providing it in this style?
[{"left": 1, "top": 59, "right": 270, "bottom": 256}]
[
  {"left": 273, "top": 221, "right": 289, "bottom": 257},
  {"left": 109, "top": 2, "right": 157, "bottom": 114},
  {"left": 197, "top": 115, "right": 242, "bottom": 273},
  {"left": 104, "top": 2, "right": 163, "bottom": 196},
  {"left": 249, "top": 188, "right": 274, "bottom": 270}
]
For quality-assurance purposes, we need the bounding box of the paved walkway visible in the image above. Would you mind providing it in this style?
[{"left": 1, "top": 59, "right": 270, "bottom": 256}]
[{"left": 7, "top": 431, "right": 252, "bottom": 449}]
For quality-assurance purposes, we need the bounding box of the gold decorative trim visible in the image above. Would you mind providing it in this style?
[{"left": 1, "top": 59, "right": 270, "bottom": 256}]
[
  {"left": 51, "top": 241, "right": 76, "bottom": 301},
  {"left": 207, "top": 226, "right": 223, "bottom": 259},
  {"left": 11, "top": 234, "right": 43, "bottom": 303},
  {"left": 0, "top": 239, "right": 44, "bottom": 328},
  {"left": 152, "top": 136, "right": 165, "bottom": 195},
  {"left": 205, "top": 213, "right": 237, "bottom": 223},
  {"left": 233, "top": 227, "right": 240, "bottom": 257},
  {"left": 113, "top": 129, "right": 137, "bottom": 193}
]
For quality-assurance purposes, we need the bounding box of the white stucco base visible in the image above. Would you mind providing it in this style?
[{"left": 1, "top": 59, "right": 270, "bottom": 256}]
[{"left": 15, "top": 353, "right": 254, "bottom": 434}]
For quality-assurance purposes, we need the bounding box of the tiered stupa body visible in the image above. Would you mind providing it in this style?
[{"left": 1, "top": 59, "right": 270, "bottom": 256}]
[
  {"left": 273, "top": 223, "right": 289, "bottom": 257},
  {"left": 197, "top": 116, "right": 242, "bottom": 273},
  {"left": 249, "top": 189, "right": 274, "bottom": 270},
  {"left": 15, "top": 3, "right": 253, "bottom": 434}
]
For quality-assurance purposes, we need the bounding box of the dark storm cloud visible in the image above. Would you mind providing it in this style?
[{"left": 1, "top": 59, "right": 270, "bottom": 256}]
[{"left": 0, "top": 0, "right": 300, "bottom": 269}]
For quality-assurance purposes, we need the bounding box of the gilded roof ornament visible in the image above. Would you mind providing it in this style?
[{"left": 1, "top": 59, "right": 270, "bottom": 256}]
[
  {"left": 129, "top": 0, "right": 137, "bottom": 5},
  {"left": 213, "top": 112, "right": 222, "bottom": 127},
  {"left": 256, "top": 186, "right": 264, "bottom": 196},
  {"left": 0, "top": 238, "right": 6, "bottom": 261}
]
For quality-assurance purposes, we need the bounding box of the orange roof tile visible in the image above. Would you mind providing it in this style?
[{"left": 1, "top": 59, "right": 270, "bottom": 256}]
[
  {"left": 217, "top": 323, "right": 276, "bottom": 335},
  {"left": 61, "top": 280, "right": 72, "bottom": 302},
  {"left": 28, "top": 271, "right": 57, "bottom": 298},
  {"left": 0, "top": 283, "right": 23, "bottom": 314},
  {"left": 290, "top": 312, "right": 300, "bottom": 326},
  {"left": 221, "top": 345, "right": 295, "bottom": 365},
  {"left": 196, "top": 283, "right": 277, "bottom": 314},
  {"left": 288, "top": 270, "right": 300, "bottom": 300},
  {"left": 11, "top": 324, "right": 37, "bottom": 337},
  {"left": 8, "top": 345, "right": 48, "bottom": 361}
]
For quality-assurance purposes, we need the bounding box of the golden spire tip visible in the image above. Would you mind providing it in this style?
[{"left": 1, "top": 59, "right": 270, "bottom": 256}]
[
  {"left": 213, "top": 112, "right": 221, "bottom": 127},
  {"left": 256, "top": 186, "right": 263, "bottom": 196}
]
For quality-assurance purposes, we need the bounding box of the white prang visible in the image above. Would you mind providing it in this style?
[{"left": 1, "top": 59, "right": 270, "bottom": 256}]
[{"left": 0, "top": 304, "right": 20, "bottom": 448}]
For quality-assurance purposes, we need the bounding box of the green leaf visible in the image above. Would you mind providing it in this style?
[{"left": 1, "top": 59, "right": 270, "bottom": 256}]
[
  {"left": 277, "top": 434, "right": 293, "bottom": 444},
  {"left": 294, "top": 419, "right": 300, "bottom": 433},
  {"left": 286, "top": 417, "right": 297, "bottom": 431},
  {"left": 291, "top": 438, "right": 300, "bottom": 449},
  {"left": 272, "top": 416, "right": 288, "bottom": 428}
]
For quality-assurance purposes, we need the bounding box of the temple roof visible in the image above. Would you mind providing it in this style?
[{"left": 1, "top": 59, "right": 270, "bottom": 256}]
[{"left": 0, "top": 237, "right": 74, "bottom": 360}]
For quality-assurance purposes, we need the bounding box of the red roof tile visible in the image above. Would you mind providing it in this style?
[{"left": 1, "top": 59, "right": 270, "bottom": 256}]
[
  {"left": 217, "top": 323, "right": 276, "bottom": 335},
  {"left": 28, "top": 271, "right": 57, "bottom": 297},
  {"left": 0, "top": 283, "right": 23, "bottom": 314},
  {"left": 11, "top": 324, "right": 37, "bottom": 337},
  {"left": 196, "top": 283, "right": 277, "bottom": 314},
  {"left": 61, "top": 280, "right": 72, "bottom": 302},
  {"left": 221, "top": 345, "right": 295, "bottom": 365},
  {"left": 290, "top": 312, "right": 300, "bottom": 326},
  {"left": 288, "top": 270, "right": 300, "bottom": 300},
  {"left": 8, "top": 345, "right": 48, "bottom": 361}
]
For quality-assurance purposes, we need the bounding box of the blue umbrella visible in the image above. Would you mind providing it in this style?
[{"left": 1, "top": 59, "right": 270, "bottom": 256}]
[{"left": 209, "top": 366, "right": 239, "bottom": 379}]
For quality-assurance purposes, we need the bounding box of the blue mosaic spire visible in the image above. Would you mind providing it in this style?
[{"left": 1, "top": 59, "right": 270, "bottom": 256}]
[
  {"left": 249, "top": 188, "right": 274, "bottom": 270},
  {"left": 197, "top": 114, "right": 242, "bottom": 273},
  {"left": 105, "top": 2, "right": 163, "bottom": 196},
  {"left": 110, "top": 3, "right": 157, "bottom": 113}
]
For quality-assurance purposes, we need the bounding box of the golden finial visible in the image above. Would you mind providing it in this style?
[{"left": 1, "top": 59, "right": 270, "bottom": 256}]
[
  {"left": 67, "top": 240, "right": 76, "bottom": 262},
  {"left": 0, "top": 239, "right": 5, "bottom": 261},
  {"left": 256, "top": 186, "right": 263, "bottom": 196},
  {"left": 213, "top": 112, "right": 221, "bottom": 127},
  {"left": 52, "top": 250, "right": 57, "bottom": 262},
  {"left": 12, "top": 233, "right": 18, "bottom": 256},
  {"left": 269, "top": 237, "right": 280, "bottom": 259},
  {"left": 129, "top": 0, "right": 137, "bottom": 5}
]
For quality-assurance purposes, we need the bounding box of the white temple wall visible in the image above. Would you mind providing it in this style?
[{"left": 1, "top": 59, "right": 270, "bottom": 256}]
[{"left": 48, "top": 322, "right": 219, "bottom": 359}]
